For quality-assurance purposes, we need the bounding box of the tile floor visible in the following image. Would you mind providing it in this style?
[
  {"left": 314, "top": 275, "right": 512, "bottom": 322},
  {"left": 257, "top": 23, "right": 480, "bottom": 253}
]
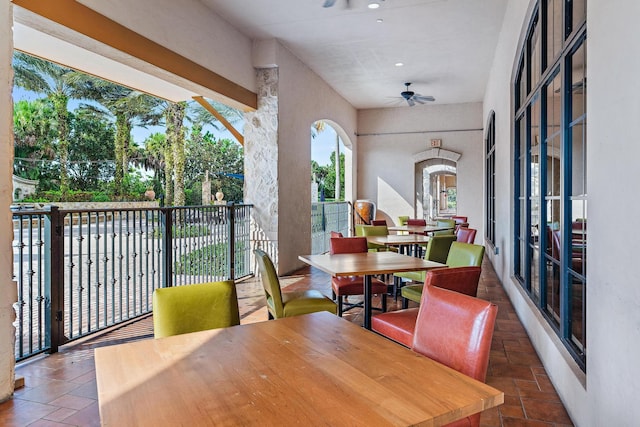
[{"left": 0, "top": 257, "right": 574, "bottom": 426}]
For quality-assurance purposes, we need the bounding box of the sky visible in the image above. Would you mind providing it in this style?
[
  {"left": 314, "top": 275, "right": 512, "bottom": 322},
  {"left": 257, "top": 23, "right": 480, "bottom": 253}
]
[{"left": 13, "top": 86, "right": 341, "bottom": 166}]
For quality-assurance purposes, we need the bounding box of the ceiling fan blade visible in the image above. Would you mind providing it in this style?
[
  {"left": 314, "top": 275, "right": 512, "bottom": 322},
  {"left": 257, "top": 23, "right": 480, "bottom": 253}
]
[
  {"left": 414, "top": 98, "right": 426, "bottom": 104},
  {"left": 323, "top": 0, "right": 336, "bottom": 7},
  {"left": 415, "top": 94, "right": 436, "bottom": 102}
]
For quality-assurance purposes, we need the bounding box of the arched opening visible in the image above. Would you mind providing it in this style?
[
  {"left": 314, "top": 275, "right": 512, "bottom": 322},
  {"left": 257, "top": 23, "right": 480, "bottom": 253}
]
[
  {"left": 413, "top": 148, "right": 461, "bottom": 220},
  {"left": 420, "top": 159, "right": 458, "bottom": 220},
  {"left": 310, "top": 120, "right": 353, "bottom": 253}
]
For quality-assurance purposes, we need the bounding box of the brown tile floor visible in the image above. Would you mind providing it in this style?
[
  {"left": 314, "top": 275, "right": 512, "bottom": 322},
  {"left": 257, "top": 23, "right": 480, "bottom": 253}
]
[{"left": 0, "top": 258, "right": 574, "bottom": 426}]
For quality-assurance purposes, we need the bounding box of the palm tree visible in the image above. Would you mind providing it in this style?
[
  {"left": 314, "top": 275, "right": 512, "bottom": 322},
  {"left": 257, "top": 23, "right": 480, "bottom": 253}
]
[
  {"left": 13, "top": 52, "right": 83, "bottom": 194},
  {"left": 165, "top": 102, "right": 187, "bottom": 206},
  {"left": 13, "top": 98, "right": 56, "bottom": 181},
  {"left": 70, "top": 75, "right": 161, "bottom": 196}
]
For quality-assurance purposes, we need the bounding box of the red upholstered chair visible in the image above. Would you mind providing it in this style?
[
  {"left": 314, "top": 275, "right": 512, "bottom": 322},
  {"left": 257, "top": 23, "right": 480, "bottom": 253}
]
[
  {"left": 372, "top": 266, "right": 482, "bottom": 347},
  {"left": 407, "top": 218, "right": 427, "bottom": 226},
  {"left": 329, "top": 237, "right": 388, "bottom": 316},
  {"left": 371, "top": 219, "right": 387, "bottom": 226},
  {"left": 451, "top": 215, "right": 468, "bottom": 225},
  {"left": 412, "top": 285, "right": 498, "bottom": 427},
  {"left": 456, "top": 227, "right": 477, "bottom": 244},
  {"left": 330, "top": 231, "right": 344, "bottom": 238}
]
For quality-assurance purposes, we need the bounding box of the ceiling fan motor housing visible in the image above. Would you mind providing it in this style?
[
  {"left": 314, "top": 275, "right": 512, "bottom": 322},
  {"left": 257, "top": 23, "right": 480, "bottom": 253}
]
[{"left": 401, "top": 90, "right": 414, "bottom": 100}]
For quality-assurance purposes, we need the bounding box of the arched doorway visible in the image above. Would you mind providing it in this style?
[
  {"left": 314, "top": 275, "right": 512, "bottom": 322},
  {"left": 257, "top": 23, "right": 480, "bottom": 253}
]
[{"left": 413, "top": 148, "right": 461, "bottom": 220}]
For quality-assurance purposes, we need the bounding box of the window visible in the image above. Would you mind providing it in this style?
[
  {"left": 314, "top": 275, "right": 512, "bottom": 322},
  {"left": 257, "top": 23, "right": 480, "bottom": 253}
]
[
  {"left": 485, "top": 111, "right": 496, "bottom": 245},
  {"left": 513, "top": 0, "right": 586, "bottom": 370}
]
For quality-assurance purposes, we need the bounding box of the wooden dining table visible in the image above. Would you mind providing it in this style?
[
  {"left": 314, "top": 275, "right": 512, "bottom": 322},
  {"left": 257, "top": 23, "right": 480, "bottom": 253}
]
[
  {"left": 388, "top": 224, "right": 454, "bottom": 235},
  {"left": 298, "top": 251, "right": 446, "bottom": 329},
  {"left": 95, "top": 312, "right": 504, "bottom": 426},
  {"left": 366, "top": 234, "right": 431, "bottom": 256}
]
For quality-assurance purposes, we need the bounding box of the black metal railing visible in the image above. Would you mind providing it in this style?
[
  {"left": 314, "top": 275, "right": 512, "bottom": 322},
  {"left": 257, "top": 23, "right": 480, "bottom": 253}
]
[
  {"left": 311, "top": 201, "right": 351, "bottom": 254},
  {"left": 12, "top": 204, "right": 253, "bottom": 361}
]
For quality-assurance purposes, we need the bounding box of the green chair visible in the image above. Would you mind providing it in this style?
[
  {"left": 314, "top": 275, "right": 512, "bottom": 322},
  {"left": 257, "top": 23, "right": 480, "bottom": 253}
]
[
  {"left": 356, "top": 224, "right": 391, "bottom": 252},
  {"left": 153, "top": 280, "right": 240, "bottom": 339},
  {"left": 433, "top": 218, "right": 456, "bottom": 236},
  {"left": 397, "top": 216, "right": 409, "bottom": 226},
  {"left": 395, "top": 235, "right": 456, "bottom": 306},
  {"left": 254, "top": 249, "right": 337, "bottom": 319},
  {"left": 400, "top": 241, "right": 485, "bottom": 308}
]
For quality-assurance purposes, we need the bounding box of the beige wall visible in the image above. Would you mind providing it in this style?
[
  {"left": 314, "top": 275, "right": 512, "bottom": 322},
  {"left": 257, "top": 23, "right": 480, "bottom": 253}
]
[
  {"left": 357, "top": 103, "right": 484, "bottom": 235},
  {"left": 0, "top": 1, "right": 16, "bottom": 401},
  {"left": 274, "top": 42, "right": 357, "bottom": 274},
  {"left": 484, "top": 0, "right": 640, "bottom": 424}
]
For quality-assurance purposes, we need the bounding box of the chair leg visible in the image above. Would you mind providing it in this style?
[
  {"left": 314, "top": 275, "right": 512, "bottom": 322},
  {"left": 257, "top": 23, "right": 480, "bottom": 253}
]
[
  {"left": 402, "top": 297, "right": 409, "bottom": 309},
  {"left": 381, "top": 293, "right": 387, "bottom": 313},
  {"left": 268, "top": 311, "right": 274, "bottom": 320},
  {"left": 393, "top": 276, "right": 401, "bottom": 301},
  {"left": 337, "top": 296, "right": 343, "bottom": 317}
]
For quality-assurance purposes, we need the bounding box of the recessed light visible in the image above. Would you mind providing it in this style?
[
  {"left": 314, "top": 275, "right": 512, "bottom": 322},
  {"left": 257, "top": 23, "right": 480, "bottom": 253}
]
[
  {"left": 395, "top": 62, "right": 404, "bottom": 67},
  {"left": 376, "top": 18, "right": 384, "bottom": 23},
  {"left": 368, "top": 2, "right": 380, "bottom": 9}
]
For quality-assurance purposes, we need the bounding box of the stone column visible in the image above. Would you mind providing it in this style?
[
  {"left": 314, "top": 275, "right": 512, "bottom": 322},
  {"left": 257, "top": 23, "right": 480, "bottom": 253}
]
[
  {"left": 0, "top": 1, "right": 16, "bottom": 400},
  {"left": 202, "top": 171, "right": 211, "bottom": 205},
  {"left": 244, "top": 68, "right": 279, "bottom": 266}
]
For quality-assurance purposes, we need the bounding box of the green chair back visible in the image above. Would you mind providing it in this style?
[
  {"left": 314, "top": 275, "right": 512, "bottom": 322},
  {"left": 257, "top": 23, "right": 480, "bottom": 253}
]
[
  {"left": 397, "top": 215, "right": 409, "bottom": 226},
  {"left": 425, "top": 234, "right": 457, "bottom": 264},
  {"left": 254, "top": 249, "right": 337, "bottom": 318},
  {"left": 254, "top": 248, "right": 286, "bottom": 318},
  {"left": 446, "top": 242, "right": 485, "bottom": 267},
  {"left": 359, "top": 225, "right": 389, "bottom": 251},
  {"left": 153, "top": 280, "right": 240, "bottom": 339}
]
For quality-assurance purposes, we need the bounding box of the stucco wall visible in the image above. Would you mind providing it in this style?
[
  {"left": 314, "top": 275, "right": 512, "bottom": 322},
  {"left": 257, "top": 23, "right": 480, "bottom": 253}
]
[
  {"left": 0, "top": 1, "right": 15, "bottom": 402},
  {"left": 357, "top": 103, "right": 484, "bottom": 237},
  {"left": 484, "top": 0, "right": 640, "bottom": 424},
  {"left": 274, "top": 42, "right": 357, "bottom": 274}
]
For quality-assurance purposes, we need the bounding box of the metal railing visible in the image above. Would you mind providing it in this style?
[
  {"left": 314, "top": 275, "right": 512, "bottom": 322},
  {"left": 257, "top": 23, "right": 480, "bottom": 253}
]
[
  {"left": 12, "top": 204, "right": 253, "bottom": 361},
  {"left": 311, "top": 201, "right": 351, "bottom": 254}
]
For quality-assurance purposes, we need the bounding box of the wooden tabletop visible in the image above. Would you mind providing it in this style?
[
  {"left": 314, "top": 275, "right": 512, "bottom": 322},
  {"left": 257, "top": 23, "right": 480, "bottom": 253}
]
[
  {"left": 298, "top": 252, "right": 446, "bottom": 328},
  {"left": 95, "top": 312, "right": 504, "bottom": 426},
  {"left": 298, "top": 251, "right": 444, "bottom": 277},
  {"left": 388, "top": 225, "right": 454, "bottom": 234},
  {"left": 367, "top": 234, "right": 431, "bottom": 246}
]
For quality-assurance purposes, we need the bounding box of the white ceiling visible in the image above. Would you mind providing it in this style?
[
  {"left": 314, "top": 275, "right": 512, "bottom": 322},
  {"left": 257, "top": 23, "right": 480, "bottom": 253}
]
[{"left": 199, "top": 0, "right": 508, "bottom": 109}]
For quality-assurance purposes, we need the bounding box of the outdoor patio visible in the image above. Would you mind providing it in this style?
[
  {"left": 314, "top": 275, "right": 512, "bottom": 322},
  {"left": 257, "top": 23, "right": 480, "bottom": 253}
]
[{"left": 0, "top": 257, "right": 573, "bottom": 426}]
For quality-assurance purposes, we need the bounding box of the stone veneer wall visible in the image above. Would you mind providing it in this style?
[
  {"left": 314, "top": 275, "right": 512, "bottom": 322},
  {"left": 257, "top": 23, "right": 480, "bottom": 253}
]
[{"left": 244, "top": 68, "right": 279, "bottom": 266}]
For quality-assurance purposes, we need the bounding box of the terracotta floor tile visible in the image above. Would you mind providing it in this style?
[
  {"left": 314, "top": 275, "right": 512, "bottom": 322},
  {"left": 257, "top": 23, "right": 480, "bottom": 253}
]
[
  {"left": 47, "top": 394, "right": 94, "bottom": 411},
  {"left": 501, "top": 417, "right": 553, "bottom": 427},
  {"left": 15, "top": 380, "right": 82, "bottom": 405},
  {"left": 42, "top": 407, "right": 77, "bottom": 422},
  {"left": 27, "top": 418, "right": 74, "bottom": 426},
  {"left": 506, "top": 351, "right": 543, "bottom": 367},
  {"left": 490, "top": 363, "right": 536, "bottom": 381},
  {"left": 500, "top": 403, "right": 525, "bottom": 419},
  {"left": 0, "top": 399, "right": 58, "bottom": 426},
  {"left": 58, "top": 401, "right": 100, "bottom": 427},
  {"left": 521, "top": 398, "right": 573, "bottom": 424}
]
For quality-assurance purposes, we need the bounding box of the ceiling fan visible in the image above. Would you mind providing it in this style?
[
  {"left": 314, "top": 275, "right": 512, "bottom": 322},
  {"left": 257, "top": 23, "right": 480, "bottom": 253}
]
[
  {"left": 400, "top": 82, "right": 435, "bottom": 107},
  {"left": 323, "top": 0, "right": 385, "bottom": 9}
]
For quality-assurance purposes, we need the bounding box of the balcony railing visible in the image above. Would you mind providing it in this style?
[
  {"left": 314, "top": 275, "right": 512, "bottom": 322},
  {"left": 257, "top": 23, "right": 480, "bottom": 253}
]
[
  {"left": 311, "top": 201, "right": 351, "bottom": 254},
  {"left": 12, "top": 204, "right": 253, "bottom": 361}
]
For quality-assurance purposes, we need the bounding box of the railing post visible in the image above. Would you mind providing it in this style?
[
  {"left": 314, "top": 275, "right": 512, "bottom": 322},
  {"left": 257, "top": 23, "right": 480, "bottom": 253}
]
[
  {"left": 44, "top": 206, "right": 64, "bottom": 353},
  {"left": 228, "top": 204, "right": 236, "bottom": 280},
  {"left": 161, "top": 207, "right": 173, "bottom": 287}
]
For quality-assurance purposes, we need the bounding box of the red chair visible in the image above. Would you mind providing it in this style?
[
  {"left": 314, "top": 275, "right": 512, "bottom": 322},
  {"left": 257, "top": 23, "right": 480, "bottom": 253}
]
[
  {"left": 329, "top": 237, "right": 387, "bottom": 316},
  {"left": 407, "top": 218, "right": 427, "bottom": 226},
  {"left": 330, "top": 231, "right": 343, "bottom": 238},
  {"left": 456, "top": 227, "right": 477, "bottom": 244},
  {"left": 371, "top": 219, "right": 387, "bottom": 226},
  {"left": 372, "top": 266, "right": 481, "bottom": 347},
  {"left": 451, "top": 215, "right": 468, "bottom": 224},
  {"left": 412, "top": 285, "right": 497, "bottom": 427}
]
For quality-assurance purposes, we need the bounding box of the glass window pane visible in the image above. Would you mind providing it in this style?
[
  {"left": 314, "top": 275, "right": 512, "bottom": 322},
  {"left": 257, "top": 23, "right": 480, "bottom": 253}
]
[
  {"left": 546, "top": 138, "right": 560, "bottom": 197},
  {"left": 530, "top": 19, "right": 541, "bottom": 90},
  {"left": 571, "top": 43, "right": 586, "bottom": 121},
  {"left": 544, "top": 260, "right": 561, "bottom": 327},
  {"left": 572, "top": 0, "right": 586, "bottom": 33},
  {"left": 530, "top": 249, "right": 540, "bottom": 302},
  {"left": 571, "top": 122, "right": 586, "bottom": 196},
  {"left": 546, "top": 71, "right": 562, "bottom": 139},
  {"left": 546, "top": 0, "right": 563, "bottom": 64},
  {"left": 569, "top": 275, "right": 586, "bottom": 353}
]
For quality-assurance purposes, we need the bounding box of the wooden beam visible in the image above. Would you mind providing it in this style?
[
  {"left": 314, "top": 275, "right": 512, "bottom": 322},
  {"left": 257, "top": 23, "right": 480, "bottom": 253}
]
[
  {"left": 192, "top": 96, "right": 244, "bottom": 146},
  {"left": 11, "top": 0, "right": 257, "bottom": 110}
]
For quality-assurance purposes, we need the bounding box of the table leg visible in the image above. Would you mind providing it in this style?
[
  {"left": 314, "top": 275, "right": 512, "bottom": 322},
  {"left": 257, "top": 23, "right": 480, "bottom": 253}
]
[{"left": 364, "top": 274, "right": 372, "bottom": 330}]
